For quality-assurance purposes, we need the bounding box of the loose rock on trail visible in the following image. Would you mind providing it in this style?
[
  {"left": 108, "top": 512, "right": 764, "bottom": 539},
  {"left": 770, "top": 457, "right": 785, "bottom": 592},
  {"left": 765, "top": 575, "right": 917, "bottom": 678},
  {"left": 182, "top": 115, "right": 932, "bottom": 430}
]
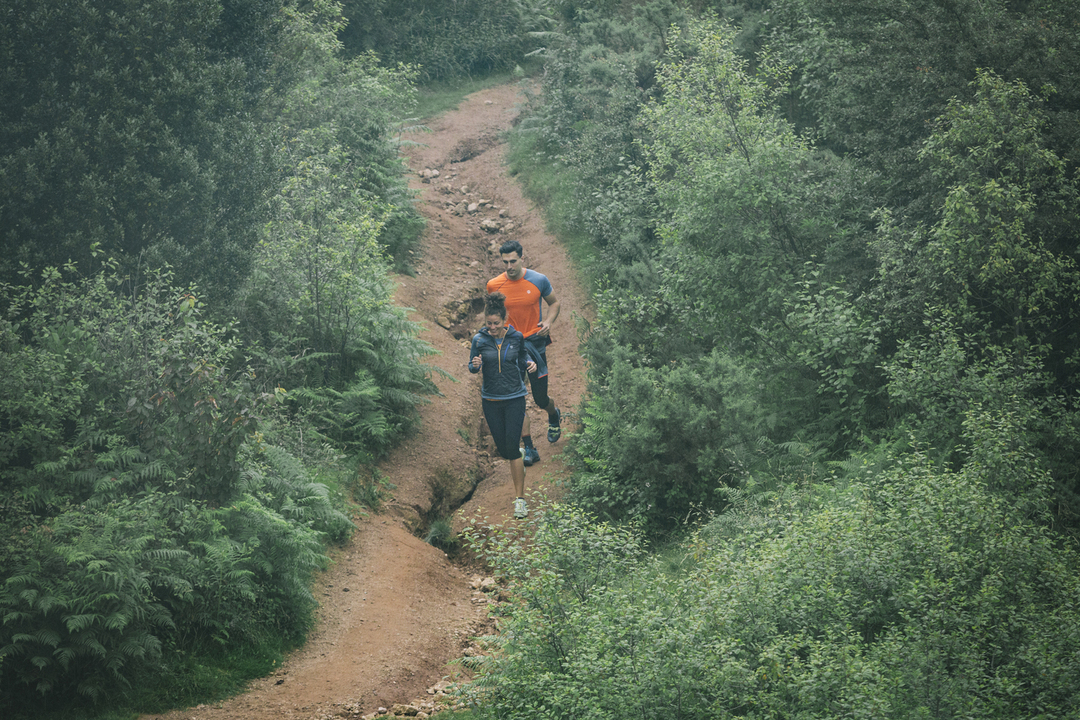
[{"left": 142, "top": 82, "right": 590, "bottom": 720}]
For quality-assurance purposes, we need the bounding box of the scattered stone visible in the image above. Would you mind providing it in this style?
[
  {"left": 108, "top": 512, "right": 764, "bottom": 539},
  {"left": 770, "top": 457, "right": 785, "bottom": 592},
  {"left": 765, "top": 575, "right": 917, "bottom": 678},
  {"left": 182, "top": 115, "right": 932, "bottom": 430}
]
[
  {"left": 479, "top": 218, "right": 501, "bottom": 233},
  {"left": 449, "top": 133, "right": 499, "bottom": 163},
  {"left": 467, "top": 203, "right": 479, "bottom": 214}
]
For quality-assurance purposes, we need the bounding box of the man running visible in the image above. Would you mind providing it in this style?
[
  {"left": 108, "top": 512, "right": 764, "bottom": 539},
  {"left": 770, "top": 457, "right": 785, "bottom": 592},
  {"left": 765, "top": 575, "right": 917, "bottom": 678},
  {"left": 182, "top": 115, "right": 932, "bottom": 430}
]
[{"left": 486, "top": 240, "right": 562, "bottom": 467}]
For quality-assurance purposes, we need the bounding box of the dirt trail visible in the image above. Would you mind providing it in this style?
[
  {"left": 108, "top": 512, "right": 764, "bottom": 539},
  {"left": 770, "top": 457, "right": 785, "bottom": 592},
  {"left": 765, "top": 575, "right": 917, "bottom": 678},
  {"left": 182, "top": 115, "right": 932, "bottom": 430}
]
[{"left": 142, "top": 82, "right": 590, "bottom": 720}]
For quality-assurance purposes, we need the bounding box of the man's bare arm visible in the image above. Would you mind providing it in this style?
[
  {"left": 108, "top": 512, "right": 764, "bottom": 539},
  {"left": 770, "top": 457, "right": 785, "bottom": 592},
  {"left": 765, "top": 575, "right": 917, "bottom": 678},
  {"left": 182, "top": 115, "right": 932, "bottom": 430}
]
[{"left": 538, "top": 292, "right": 561, "bottom": 336}]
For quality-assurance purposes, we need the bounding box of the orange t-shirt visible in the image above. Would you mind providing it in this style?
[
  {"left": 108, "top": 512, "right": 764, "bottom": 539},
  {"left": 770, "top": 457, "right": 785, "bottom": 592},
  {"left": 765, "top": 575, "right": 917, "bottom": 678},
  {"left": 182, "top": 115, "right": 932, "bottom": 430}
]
[{"left": 486, "top": 269, "right": 553, "bottom": 339}]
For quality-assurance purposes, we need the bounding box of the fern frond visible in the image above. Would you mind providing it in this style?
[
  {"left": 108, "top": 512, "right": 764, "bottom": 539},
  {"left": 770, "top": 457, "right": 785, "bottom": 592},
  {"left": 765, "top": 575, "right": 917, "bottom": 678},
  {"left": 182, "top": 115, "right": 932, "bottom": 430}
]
[{"left": 63, "top": 614, "right": 102, "bottom": 633}]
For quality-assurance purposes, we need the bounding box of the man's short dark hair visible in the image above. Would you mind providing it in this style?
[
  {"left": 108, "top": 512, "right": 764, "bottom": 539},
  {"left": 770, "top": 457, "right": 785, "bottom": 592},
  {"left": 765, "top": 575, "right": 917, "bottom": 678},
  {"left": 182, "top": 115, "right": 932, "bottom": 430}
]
[{"left": 499, "top": 240, "right": 523, "bottom": 257}]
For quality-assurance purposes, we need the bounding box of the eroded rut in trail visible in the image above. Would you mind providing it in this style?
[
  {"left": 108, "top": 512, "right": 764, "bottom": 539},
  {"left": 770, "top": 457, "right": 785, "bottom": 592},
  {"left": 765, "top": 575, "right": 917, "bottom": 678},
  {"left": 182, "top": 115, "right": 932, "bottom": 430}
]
[{"left": 142, "top": 82, "right": 591, "bottom": 720}]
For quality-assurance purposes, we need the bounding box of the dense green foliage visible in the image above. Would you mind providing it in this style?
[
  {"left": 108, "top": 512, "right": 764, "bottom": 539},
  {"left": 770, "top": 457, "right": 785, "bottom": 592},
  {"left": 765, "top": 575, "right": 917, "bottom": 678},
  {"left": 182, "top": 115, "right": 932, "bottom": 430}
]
[
  {"left": 5, "top": 0, "right": 1080, "bottom": 715},
  {"left": 0, "top": 261, "right": 354, "bottom": 707},
  {"left": 465, "top": 433, "right": 1080, "bottom": 718},
  {"left": 768, "top": 0, "right": 1080, "bottom": 213},
  {"left": 0, "top": 0, "right": 424, "bottom": 300},
  {"left": 477, "top": 1, "right": 1080, "bottom": 716},
  {"left": 338, "top": 0, "right": 548, "bottom": 82},
  {"left": 507, "top": 0, "right": 1080, "bottom": 533},
  {"left": 0, "top": 0, "right": 278, "bottom": 300},
  {"left": 1, "top": 1, "right": 435, "bottom": 714}
]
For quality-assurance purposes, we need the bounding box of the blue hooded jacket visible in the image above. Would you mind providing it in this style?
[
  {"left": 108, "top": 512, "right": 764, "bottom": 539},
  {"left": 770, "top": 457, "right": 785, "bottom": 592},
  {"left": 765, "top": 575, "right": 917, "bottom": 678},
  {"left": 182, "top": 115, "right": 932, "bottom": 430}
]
[{"left": 469, "top": 325, "right": 529, "bottom": 401}]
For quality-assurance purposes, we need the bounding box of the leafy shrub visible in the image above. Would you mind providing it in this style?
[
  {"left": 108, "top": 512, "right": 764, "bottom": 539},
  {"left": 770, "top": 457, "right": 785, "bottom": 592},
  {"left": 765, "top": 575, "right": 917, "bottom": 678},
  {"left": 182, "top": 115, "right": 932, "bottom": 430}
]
[
  {"left": 0, "top": 484, "right": 337, "bottom": 706},
  {"left": 767, "top": 0, "right": 1080, "bottom": 218},
  {"left": 785, "top": 270, "right": 887, "bottom": 443},
  {"left": 461, "top": 502, "right": 668, "bottom": 718},
  {"left": 233, "top": 43, "right": 436, "bottom": 457},
  {"left": 0, "top": 0, "right": 283, "bottom": 300},
  {"left": 1, "top": 259, "right": 270, "bottom": 507},
  {"left": 0, "top": 496, "right": 179, "bottom": 699},
  {"left": 266, "top": 34, "right": 425, "bottom": 270},
  {"left": 692, "top": 450, "right": 1078, "bottom": 717},
  {"left": 339, "top": 0, "right": 540, "bottom": 82},
  {"left": 237, "top": 188, "right": 437, "bottom": 457},
  {"left": 465, "top": 431, "right": 1080, "bottom": 719},
  {"left": 569, "top": 344, "right": 781, "bottom": 533},
  {"left": 521, "top": 0, "right": 681, "bottom": 263},
  {"left": 0, "top": 260, "right": 352, "bottom": 710},
  {"left": 239, "top": 443, "right": 354, "bottom": 545},
  {"left": 642, "top": 19, "right": 872, "bottom": 348},
  {"left": 0, "top": 1, "right": 431, "bottom": 712}
]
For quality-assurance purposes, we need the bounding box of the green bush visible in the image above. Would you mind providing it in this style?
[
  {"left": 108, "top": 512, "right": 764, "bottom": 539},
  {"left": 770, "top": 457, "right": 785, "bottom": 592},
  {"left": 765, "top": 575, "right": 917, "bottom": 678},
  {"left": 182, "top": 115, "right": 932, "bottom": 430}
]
[
  {"left": 339, "top": 0, "right": 541, "bottom": 82},
  {"left": 0, "top": 481, "right": 340, "bottom": 706},
  {"left": 465, "top": 434, "right": 1080, "bottom": 719},
  {"left": 569, "top": 345, "right": 781, "bottom": 533},
  {"left": 0, "top": 260, "right": 351, "bottom": 711},
  {"left": 518, "top": 7, "right": 1080, "bottom": 532},
  {"left": 0, "top": 0, "right": 283, "bottom": 300},
  {"left": 0, "top": 497, "right": 179, "bottom": 699},
  {"left": 691, "top": 450, "right": 1078, "bottom": 717},
  {"left": 0, "top": 1, "right": 433, "bottom": 713},
  {"left": 233, "top": 41, "right": 435, "bottom": 457},
  {"left": 236, "top": 186, "right": 437, "bottom": 457},
  {"left": 523, "top": 0, "right": 682, "bottom": 264},
  {"left": 767, "top": 0, "right": 1080, "bottom": 219},
  {"left": 1, "top": 260, "right": 264, "bottom": 507},
  {"left": 265, "top": 37, "right": 425, "bottom": 271}
]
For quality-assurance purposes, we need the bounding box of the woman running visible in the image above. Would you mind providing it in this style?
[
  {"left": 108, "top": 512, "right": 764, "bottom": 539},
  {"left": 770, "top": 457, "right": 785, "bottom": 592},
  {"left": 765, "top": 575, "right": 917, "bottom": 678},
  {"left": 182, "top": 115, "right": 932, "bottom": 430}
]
[{"left": 469, "top": 292, "right": 536, "bottom": 518}]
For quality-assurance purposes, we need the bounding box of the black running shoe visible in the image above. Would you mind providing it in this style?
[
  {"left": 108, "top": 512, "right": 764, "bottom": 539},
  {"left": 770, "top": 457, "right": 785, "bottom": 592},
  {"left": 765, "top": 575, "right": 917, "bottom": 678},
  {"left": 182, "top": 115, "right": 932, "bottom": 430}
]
[
  {"left": 523, "top": 446, "right": 540, "bottom": 466},
  {"left": 547, "top": 407, "right": 562, "bottom": 443}
]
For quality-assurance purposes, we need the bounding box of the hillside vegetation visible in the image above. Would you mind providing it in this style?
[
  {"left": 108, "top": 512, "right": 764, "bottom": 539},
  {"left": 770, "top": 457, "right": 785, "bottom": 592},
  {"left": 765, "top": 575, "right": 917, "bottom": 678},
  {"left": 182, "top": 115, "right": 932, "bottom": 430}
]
[
  {"left": 463, "top": 0, "right": 1080, "bottom": 717},
  {"left": 3, "top": 0, "right": 1080, "bottom": 718},
  {"left": 1, "top": 1, "right": 434, "bottom": 715}
]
